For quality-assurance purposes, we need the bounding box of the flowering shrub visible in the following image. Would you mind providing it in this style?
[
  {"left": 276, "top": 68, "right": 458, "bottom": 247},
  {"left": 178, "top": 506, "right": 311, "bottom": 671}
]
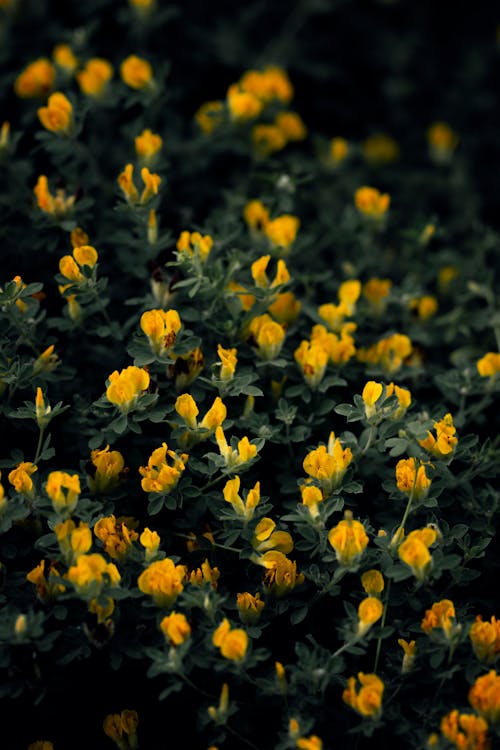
[{"left": 1, "top": 1, "right": 500, "bottom": 749}]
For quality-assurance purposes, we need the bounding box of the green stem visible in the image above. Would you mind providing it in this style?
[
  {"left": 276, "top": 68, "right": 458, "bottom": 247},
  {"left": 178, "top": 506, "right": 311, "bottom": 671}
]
[
  {"left": 361, "top": 424, "right": 377, "bottom": 455},
  {"left": 225, "top": 724, "right": 261, "bottom": 750},
  {"left": 373, "top": 579, "right": 391, "bottom": 672},
  {"left": 33, "top": 427, "right": 45, "bottom": 465}
]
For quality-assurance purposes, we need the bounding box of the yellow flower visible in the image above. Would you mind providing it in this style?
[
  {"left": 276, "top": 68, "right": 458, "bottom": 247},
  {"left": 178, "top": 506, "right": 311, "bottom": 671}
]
[
  {"left": 0, "top": 121, "right": 9, "bottom": 151},
  {"left": 139, "top": 442, "right": 188, "bottom": 494},
  {"left": 268, "top": 291, "right": 301, "bottom": 324},
  {"left": 223, "top": 476, "right": 261, "bottom": 522},
  {"left": 357, "top": 597, "right": 384, "bottom": 636},
  {"left": 188, "top": 559, "right": 220, "bottom": 588},
  {"left": 33, "top": 344, "right": 60, "bottom": 374},
  {"left": 361, "top": 570, "right": 384, "bottom": 596},
  {"left": 398, "top": 638, "right": 417, "bottom": 673},
  {"left": 328, "top": 137, "right": 349, "bottom": 165},
  {"left": 176, "top": 230, "right": 213, "bottom": 262},
  {"left": 250, "top": 255, "right": 290, "bottom": 289},
  {"left": 243, "top": 199, "right": 270, "bottom": 232},
  {"left": 310, "top": 323, "right": 356, "bottom": 366},
  {"left": 419, "top": 413, "right": 458, "bottom": 458},
  {"left": 94, "top": 515, "right": 139, "bottom": 561},
  {"left": 52, "top": 43, "right": 78, "bottom": 74},
  {"left": 103, "top": 710, "right": 139, "bottom": 748},
  {"left": 135, "top": 128, "right": 163, "bottom": 163},
  {"left": 77, "top": 58, "right": 113, "bottom": 97},
  {"left": 385, "top": 382, "right": 411, "bottom": 419},
  {"left": 398, "top": 527, "right": 437, "bottom": 581},
  {"left": 140, "top": 308, "right": 181, "bottom": 355},
  {"left": 45, "top": 470, "right": 81, "bottom": 515},
  {"left": 328, "top": 510, "right": 368, "bottom": 568},
  {"left": 252, "top": 517, "right": 293, "bottom": 555},
  {"left": 168, "top": 347, "right": 204, "bottom": 390},
  {"left": 259, "top": 550, "right": 304, "bottom": 597},
  {"left": 294, "top": 340, "right": 328, "bottom": 390},
  {"left": 105, "top": 365, "right": 150, "bottom": 413},
  {"left": 395, "top": 458, "right": 431, "bottom": 499},
  {"left": 300, "top": 484, "right": 324, "bottom": 519},
  {"left": 194, "top": 100, "right": 224, "bottom": 134},
  {"left": 363, "top": 277, "right": 392, "bottom": 312},
  {"left": 117, "top": 163, "right": 139, "bottom": 204},
  {"left": 317, "top": 302, "right": 348, "bottom": 333},
  {"left": 252, "top": 123, "right": 287, "bottom": 156},
  {"left": 303, "top": 432, "right": 353, "bottom": 494},
  {"left": 37, "top": 92, "right": 73, "bottom": 135},
  {"left": 55, "top": 519, "right": 92, "bottom": 563},
  {"left": 207, "top": 683, "right": 229, "bottom": 725},
  {"left": 213, "top": 618, "right": 248, "bottom": 661},
  {"left": 362, "top": 380, "right": 384, "bottom": 419},
  {"left": 87, "top": 445, "right": 126, "bottom": 494},
  {"left": 66, "top": 553, "right": 120, "bottom": 596},
  {"left": 427, "top": 122, "right": 459, "bottom": 163},
  {"left": 338, "top": 279, "right": 361, "bottom": 315},
  {"left": 138, "top": 558, "right": 186, "bottom": 607},
  {"left": 264, "top": 214, "right": 300, "bottom": 254},
  {"left": 175, "top": 393, "right": 199, "bottom": 429},
  {"left": 470, "top": 616, "right": 500, "bottom": 665},
  {"left": 411, "top": 295, "right": 438, "bottom": 320},
  {"left": 477, "top": 352, "right": 500, "bottom": 378},
  {"left": 362, "top": 133, "right": 400, "bottom": 164},
  {"left": 343, "top": 673, "right": 384, "bottom": 719},
  {"left": 117, "top": 163, "right": 161, "bottom": 205},
  {"left": 354, "top": 186, "right": 390, "bottom": 220},
  {"left": 8, "top": 461, "right": 37, "bottom": 496},
  {"left": 357, "top": 333, "right": 412, "bottom": 374},
  {"left": 438, "top": 265, "right": 459, "bottom": 292},
  {"left": 226, "top": 84, "right": 263, "bottom": 121},
  {"left": 297, "top": 736, "right": 322, "bottom": 750},
  {"left": 469, "top": 670, "right": 500, "bottom": 724},
  {"left": 422, "top": 599, "right": 457, "bottom": 640},
  {"left": 120, "top": 54, "right": 153, "bottom": 89},
  {"left": 440, "top": 710, "right": 489, "bottom": 750},
  {"left": 248, "top": 314, "right": 286, "bottom": 361},
  {"left": 140, "top": 527, "right": 161, "bottom": 562},
  {"left": 275, "top": 111, "right": 307, "bottom": 141},
  {"left": 140, "top": 166, "right": 161, "bottom": 203},
  {"left": 160, "top": 612, "right": 191, "bottom": 645},
  {"left": 217, "top": 344, "right": 238, "bottom": 381},
  {"left": 27, "top": 743, "right": 54, "bottom": 750},
  {"left": 14, "top": 58, "right": 55, "bottom": 98},
  {"left": 27, "top": 560, "right": 65, "bottom": 601},
  {"left": 236, "top": 592, "right": 265, "bottom": 624},
  {"left": 239, "top": 66, "right": 293, "bottom": 103},
  {"left": 59, "top": 245, "right": 99, "bottom": 283},
  {"left": 215, "top": 426, "right": 258, "bottom": 469}
]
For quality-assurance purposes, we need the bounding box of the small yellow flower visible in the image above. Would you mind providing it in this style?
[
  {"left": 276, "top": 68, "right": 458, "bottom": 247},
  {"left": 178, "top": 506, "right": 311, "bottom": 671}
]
[
  {"left": 66, "top": 553, "right": 120, "bottom": 596},
  {"left": 223, "top": 475, "right": 261, "bottom": 522},
  {"left": 303, "top": 432, "right": 353, "bottom": 494},
  {"left": 8, "top": 461, "right": 37, "bottom": 496},
  {"left": 55, "top": 519, "right": 92, "bottom": 564},
  {"left": 398, "top": 638, "right": 417, "bottom": 673},
  {"left": 52, "top": 44, "right": 78, "bottom": 74},
  {"left": 139, "top": 527, "right": 161, "bottom": 562},
  {"left": 427, "top": 121, "right": 459, "bottom": 163},
  {"left": 477, "top": 352, "right": 500, "bottom": 379},
  {"left": 77, "top": 58, "right": 113, "bottom": 97},
  {"left": 37, "top": 92, "right": 73, "bottom": 135},
  {"left": 88, "top": 445, "right": 126, "bottom": 494},
  {"left": 14, "top": 58, "right": 55, "bottom": 98},
  {"left": 33, "top": 344, "right": 60, "bottom": 374},
  {"left": 215, "top": 426, "right": 258, "bottom": 469},
  {"left": 226, "top": 84, "right": 263, "bottom": 121},
  {"left": 470, "top": 616, "right": 500, "bottom": 665},
  {"left": 440, "top": 710, "right": 489, "bottom": 750},
  {"left": 468, "top": 670, "right": 500, "bottom": 724},
  {"left": 27, "top": 742, "right": 54, "bottom": 750},
  {"left": 409, "top": 295, "right": 438, "bottom": 320},
  {"left": 213, "top": 618, "right": 248, "bottom": 661},
  {"left": 139, "top": 442, "right": 188, "bottom": 494},
  {"left": 275, "top": 111, "right": 307, "bottom": 141},
  {"left": 188, "top": 558, "right": 220, "bottom": 588},
  {"left": 160, "top": 612, "right": 191, "bottom": 645},
  {"left": 300, "top": 484, "right": 324, "bottom": 519},
  {"left": 264, "top": 214, "right": 300, "bottom": 254},
  {"left": 422, "top": 600, "right": 457, "bottom": 640},
  {"left": 398, "top": 527, "right": 437, "bottom": 581},
  {"left": 59, "top": 245, "right": 98, "bottom": 283},
  {"left": 357, "top": 597, "right": 384, "bottom": 636},
  {"left": 354, "top": 186, "right": 390, "bottom": 220},
  {"left": 239, "top": 66, "right": 293, "bottom": 103},
  {"left": 207, "top": 683, "right": 229, "bottom": 725},
  {"left": 106, "top": 366, "right": 150, "bottom": 413},
  {"left": 248, "top": 314, "right": 286, "bottom": 360},
  {"left": 120, "top": 54, "right": 153, "bottom": 89},
  {"left": 176, "top": 230, "right": 213, "bottom": 262},
  {"left": 395, "top": 458, "right": 432, "bottom": 499},
  {"left": 103, "top": 710, "right": 139, "bottom": 749},
  {"left": 243, "top": 199, "right": 269, "bottom": 232},
  {"left": 137, "top": 558, "right": 186, "bottom": 608},
  {"left": 328, "top": 137, "right": 349, "bottom": 166},
  {"left": 140, "top": 308, "right": 181, "bottom": 355},
  {"left": 252, "top": 123, "right": 287, "bottom": 157},
  {"left": 45, "top": 470, "right": 81, "bottom": 515},
  {"left": 268, "top": 291, "right": 301, "bottom": 324},
  {"left": 362, "top": 133, "right": 400, "bottom": 164},
  {"left": 363, "top": 277, "right": 392, "bottom": 312},
  {"left": 94, "top": 515, "right": 139, "bottom": 561},
  {"left": 194, "top": 100, "right": 224, "bottom": 134},
  {"left": 253, "top": 517, "right": 293, "bottom": 555},
  {"left": 259, "top": 550, "right": 304, "bottom": 597},
  {"left": 217, "top": 344, "right": 238, "bottom": 381},
  {"left": 343, "top": 673, "right": 384, "bottom": 719},
  {"left": 251, "top": 255, "right": 290, "bottom": 289},
  {"left": 140, "top": 167, "right": 161, "bottom": 203},
  {"left": 419, "top": 413, "right": 458, "bottom": 458},
  {"left": 297, "top": 736, "right": 322, "bottom": 750},
  {"left": 328, "top": 510, "right": 368, "bottom": 568},
  {"left": 362, "top": 380, "right": 384, "bottom": 419},
  {"left": 135, "top": 128, "right": 163, "bottom": 163},
  {"left": 361, "top": 570, "right": 384, "bottom": 596},
  {"left": 236, "top": 592, "right": 265, "bottom": 624},
  {"left": 311, "top": 323, "right": 356, "bottom": 366}
]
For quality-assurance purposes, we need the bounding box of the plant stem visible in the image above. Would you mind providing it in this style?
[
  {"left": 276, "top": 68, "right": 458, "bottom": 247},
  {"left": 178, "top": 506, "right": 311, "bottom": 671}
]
[
  {"left": 33, "top": 427, "right": 45, "bottom": 464},
  {"left": 373, "top": 579, "right": 391, "bottom": 672}
]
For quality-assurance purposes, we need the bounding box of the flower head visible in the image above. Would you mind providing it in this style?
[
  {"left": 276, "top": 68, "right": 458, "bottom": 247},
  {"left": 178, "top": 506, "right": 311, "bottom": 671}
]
[
  {"left": 343, "top": 673, "right": 384, "bottom": 719},
  {"left": 328, "top": 510, "right": 369, "bottom": 568},
  {"left": 419, "top": 413, "right": 458, "bottom": 458},
  {"left": 105, "top": 366, "right": 150, "bottom": 413},
  {"left": 139, "top": 442, "right": 188, "bottom": 494},
  {"left": 14, "top": 58, "right": 55, "bottom": 98},
  {"left": 137, "top": 558, "right": 187, "bottom": 608},
  {"left": 77, "top": 58, "right": 113, "bottom": 97},
  {"left": 470, "top": 616, "right": 500, "bottom": 665},
  {"left": 160, "top": 612, "right": 191, "bottom": 645},
  {"left": 38, "top": 92, "right": 73, "bottom": 135},
  {"left": 45, "top": 471, "right": 81, "bottom": 515},
  {"left": 303, "top": 432, "right": 353, "bottom": 494},
  {"left": 213, "top": 618, "right": 248, "bottom": 661},
  {"left": 120, "top": 54, "right": 153, "bottom": 89},
  {"left": 354, "top": 186, "right": 390, "bottom": 220}
]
